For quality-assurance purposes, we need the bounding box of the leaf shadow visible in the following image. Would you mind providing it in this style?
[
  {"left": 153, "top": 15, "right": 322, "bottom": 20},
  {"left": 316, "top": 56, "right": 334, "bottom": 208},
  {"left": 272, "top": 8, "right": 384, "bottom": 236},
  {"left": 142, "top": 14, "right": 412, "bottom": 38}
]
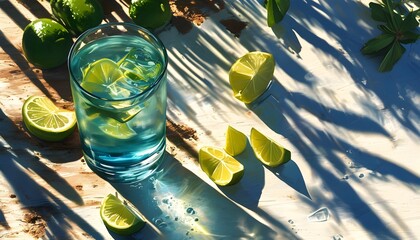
[{"left": 269, "top": 160, "right": 312, "bottom": 200}]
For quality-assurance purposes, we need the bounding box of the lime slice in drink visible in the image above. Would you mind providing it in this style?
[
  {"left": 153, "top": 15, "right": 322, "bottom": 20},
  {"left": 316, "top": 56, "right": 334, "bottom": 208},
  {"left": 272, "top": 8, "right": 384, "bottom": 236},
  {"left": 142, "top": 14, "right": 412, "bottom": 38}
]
[
  {"left": 250, "top": 128, "right": 291, "bottom": 167},
  {"left": 22, "top": 96, "right": 77, "bottom": 141},
  {"left": 99, "top": 118, "right": 136, "bottom": 139},
  {"left": 199, "top": 147, "right": 244, "bottom": 186},
  {"left": 81, "top": 58, "right": 131, "bottom": 99},
  {"left": 229, "top": 51, "right": 275, "bottom": 103},
  {"left": 224, "top": 125, "right": 247, "bottom": 156},
  {"left": 100, "top": 193, "right": 146, "bottom": 236}
]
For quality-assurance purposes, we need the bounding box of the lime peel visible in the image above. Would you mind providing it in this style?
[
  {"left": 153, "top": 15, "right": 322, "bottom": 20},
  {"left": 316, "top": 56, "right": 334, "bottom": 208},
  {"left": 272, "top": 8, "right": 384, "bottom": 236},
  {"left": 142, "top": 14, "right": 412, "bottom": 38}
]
[{"left": 250, "top": 127, "right": 291, "bottom": 167}]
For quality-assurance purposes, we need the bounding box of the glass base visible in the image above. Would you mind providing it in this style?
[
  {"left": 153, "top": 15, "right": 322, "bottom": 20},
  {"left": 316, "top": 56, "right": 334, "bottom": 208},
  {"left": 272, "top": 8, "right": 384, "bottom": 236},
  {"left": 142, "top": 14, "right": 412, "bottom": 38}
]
[{"left": 84, "top": 146, "right": 166, "bottom": 183}]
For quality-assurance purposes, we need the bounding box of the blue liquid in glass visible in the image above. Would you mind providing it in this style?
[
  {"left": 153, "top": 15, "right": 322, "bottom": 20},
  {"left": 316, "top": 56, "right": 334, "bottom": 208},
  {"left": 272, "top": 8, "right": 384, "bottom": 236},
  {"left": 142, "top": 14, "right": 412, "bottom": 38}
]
[{"left": 70, "top": 35, "right": 167, "bottom": 182}]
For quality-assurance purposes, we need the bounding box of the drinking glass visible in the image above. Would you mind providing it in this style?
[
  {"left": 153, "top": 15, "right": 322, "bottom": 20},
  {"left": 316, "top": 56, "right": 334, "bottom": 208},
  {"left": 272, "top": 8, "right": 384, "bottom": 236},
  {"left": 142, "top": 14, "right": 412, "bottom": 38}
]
[{"left": 68, "top": 22, "right": 168, "bottom": 183}]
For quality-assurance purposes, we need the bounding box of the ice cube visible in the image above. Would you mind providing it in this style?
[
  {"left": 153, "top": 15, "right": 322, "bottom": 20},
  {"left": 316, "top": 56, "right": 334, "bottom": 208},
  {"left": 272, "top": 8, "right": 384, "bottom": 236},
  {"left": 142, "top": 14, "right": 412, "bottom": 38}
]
[
  {"left": 307, "top": 207, "right": 330, "bottom": 222},
  {"left": 117, "top": 48, "right": 162, "bottom": 82}
]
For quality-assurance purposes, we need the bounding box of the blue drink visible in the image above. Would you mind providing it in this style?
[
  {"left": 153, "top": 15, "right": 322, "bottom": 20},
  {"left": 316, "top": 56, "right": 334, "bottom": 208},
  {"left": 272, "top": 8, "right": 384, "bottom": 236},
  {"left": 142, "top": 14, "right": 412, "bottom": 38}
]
[{"left": 68, "top": 23, "right": 168, "bottom": 183}]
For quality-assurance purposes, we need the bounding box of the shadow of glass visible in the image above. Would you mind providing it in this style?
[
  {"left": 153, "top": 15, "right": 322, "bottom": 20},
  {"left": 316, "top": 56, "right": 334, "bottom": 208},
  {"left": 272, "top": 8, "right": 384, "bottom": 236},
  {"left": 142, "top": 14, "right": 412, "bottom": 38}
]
[{"left": 112, "top": 153, "right": 298, "bottom": 239}]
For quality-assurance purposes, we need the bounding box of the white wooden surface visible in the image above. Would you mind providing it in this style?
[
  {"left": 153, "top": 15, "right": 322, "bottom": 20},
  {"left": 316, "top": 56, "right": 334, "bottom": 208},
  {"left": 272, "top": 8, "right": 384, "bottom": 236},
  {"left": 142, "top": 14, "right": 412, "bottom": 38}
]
[{"left": 1, "top": 0, "right": 419, "bottom": 239}]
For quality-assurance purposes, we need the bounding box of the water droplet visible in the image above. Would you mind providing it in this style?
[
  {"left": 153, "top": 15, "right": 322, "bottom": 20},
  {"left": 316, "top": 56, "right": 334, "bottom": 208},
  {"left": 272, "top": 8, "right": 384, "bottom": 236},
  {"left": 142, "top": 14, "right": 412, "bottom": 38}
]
[
  {"left": 359, "top": 173, "right": 364, "bottom": 178},
  {"left": 174, "top": 217, "right": 179, "bottom": 221},
  {"left": 348, "top": 162, "right": 360, "bottom": 169},
  {"left": 153, "top": 218, "right": 167, "bottom": 228},
  {"left": 288, "top": 219, "right": 294, "bottom": 224},
  {"left": 332, "top": 234, "right": 344, "bottom": 240},
  {"left": 307, "top": 207, "right": 330, "bottom": 222},
  {"left": 194, "top": 218, "right": 199, "bottom": 222},
  {"left": 162, "top": 198, "right": 169, "bottom": 204},
  {"left": 342, "top": 175, "right": 349, "bottom": 180},
  {"left": 186, "top": 207, "right": 196, "bottom": 215}
]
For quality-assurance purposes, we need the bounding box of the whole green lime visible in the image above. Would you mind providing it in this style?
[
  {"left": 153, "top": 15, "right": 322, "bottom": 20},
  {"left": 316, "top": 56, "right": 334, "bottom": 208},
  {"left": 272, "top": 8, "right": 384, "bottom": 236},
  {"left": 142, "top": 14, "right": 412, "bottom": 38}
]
[
  {"left": 129, "top": 0, "right": 172, "bottom": 30},
  {"left": 50, "top": 0, "right": 104, "bottom": 36},
  {"left": 22, "top": 18, "right": 73, "bottom": 69}
]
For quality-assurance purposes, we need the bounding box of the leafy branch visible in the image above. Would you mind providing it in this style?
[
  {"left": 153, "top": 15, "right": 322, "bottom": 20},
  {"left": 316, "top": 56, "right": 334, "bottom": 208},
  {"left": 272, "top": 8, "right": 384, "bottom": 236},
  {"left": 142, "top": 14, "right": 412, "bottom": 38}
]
[{"left": 362, "top": 0, "right": 420, "bottom": 72}]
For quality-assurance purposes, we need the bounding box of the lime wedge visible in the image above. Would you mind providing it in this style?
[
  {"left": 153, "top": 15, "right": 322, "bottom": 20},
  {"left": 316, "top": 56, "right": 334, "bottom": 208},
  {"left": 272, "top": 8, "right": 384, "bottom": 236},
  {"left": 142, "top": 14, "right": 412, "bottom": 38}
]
[
  {"left": 199, "top": 147, "right": 244, "bottom": 186},
  {"left": 22, "top": 96, "right": 77, "bottom": 141},
  {"left": 229, "top": 51, "right": 275, "bottom": 103},
  {"left": 224, "top": 125, "right": 247, "bottom": 156},
  {"left": 250, "top": 128, "right": 291, "bottom": 167},
  {"left": 98, "top": 118, "right": 136, "bottom": 139},
  {"left": 81, "top": 58, "right": 131, "bottom": 99},
  {"left": 100, "top": 193, "right": 146, "bottom": 236}
]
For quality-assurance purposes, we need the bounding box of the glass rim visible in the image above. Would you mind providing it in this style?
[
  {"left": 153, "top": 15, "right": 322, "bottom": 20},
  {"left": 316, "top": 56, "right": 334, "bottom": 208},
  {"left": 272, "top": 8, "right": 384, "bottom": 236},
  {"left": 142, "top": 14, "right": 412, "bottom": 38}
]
[{"left": 68, "top": 22, "right": 168, "bottom": 102}]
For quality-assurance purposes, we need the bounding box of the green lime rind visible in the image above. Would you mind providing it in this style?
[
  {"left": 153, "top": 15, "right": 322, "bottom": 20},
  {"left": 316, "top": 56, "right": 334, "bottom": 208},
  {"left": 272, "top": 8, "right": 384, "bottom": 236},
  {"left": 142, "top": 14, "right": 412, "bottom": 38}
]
[
  {"left": 199, "top": 147, "right": 244, "bottom": 186},
  {"left": 50, "top": 0, "right": 104, "bottom": 36},
  {"left": 22, "top": 96, "right": 77, "bottom": 142},
  {"left": 22, "top": 18, "right": 73, "bottom": 69},
  {"left": 129, "top": 0, "right": 172, "bottom": 30},
  {"left": 100, "top": 194, "right": 146, "bottom": 236},
  {"left": 250, "top": 128, "right": 291, "bottom": 167}
]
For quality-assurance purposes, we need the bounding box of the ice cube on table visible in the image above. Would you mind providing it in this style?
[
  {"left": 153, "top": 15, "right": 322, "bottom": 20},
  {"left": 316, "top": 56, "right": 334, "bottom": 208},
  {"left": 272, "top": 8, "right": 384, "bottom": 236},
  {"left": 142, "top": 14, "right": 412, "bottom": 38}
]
[{"left": 307, "top": 207, "right": 330, "bottom": 222}]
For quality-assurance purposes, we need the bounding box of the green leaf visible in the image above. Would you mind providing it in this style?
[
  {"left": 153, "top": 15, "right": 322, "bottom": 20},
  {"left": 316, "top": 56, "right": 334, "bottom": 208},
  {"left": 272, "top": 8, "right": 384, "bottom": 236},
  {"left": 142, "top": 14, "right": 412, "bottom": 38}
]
[
  {"left": 378, "top": 40, "right": 406, "bottom": 72},
  {"left": 400, "top": 10, "right": 420, "bottom": 32},
  {"left": 369, "top": 2, "right": 388, "bottom": 22},
  {"left": 384, "top": 0, "right": 403, "bottom": 31},
  {"left": 361, "top": 33, "right": 395, "bottom": 55},
  {"left": 378, "top": 24, "right": 394, "bottom": 34},
  {"left": 267, "top": 0, "right": 290, "bottom": 27},
  {"left": 399, "top": 31, "right": 420, "bottom": 44}
]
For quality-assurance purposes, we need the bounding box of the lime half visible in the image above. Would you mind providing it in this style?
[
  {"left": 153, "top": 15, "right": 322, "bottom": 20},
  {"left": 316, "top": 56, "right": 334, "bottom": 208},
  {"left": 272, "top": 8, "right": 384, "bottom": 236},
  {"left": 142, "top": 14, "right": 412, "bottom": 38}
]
[
  {"left": 199, "top": 147, "right": 244, "bottom": 186},
  {"left": 229, "top": 51, "right": 275, "bottom": 103},
  {"left": 250, "top": 128, "right": 291, "bottom": 167},
  {"left": 224, "top": 125, "right": 247, "bottom": 156},
  {"left": 22, "top": 96, "right": 77, "bottom": 141},
  {"left": 100, "top": 193, "right": 146, "bottom": 236}
]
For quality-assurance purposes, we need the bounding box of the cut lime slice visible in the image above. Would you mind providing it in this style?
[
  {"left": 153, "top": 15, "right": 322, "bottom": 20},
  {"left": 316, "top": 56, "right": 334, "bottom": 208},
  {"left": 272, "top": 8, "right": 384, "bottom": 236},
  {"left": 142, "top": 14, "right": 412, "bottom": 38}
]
[
  {"left": 224, "top": 125, "right": 247, "bottom": 156},
  {"left": 100, "top": 193, "right": 146, "bottom": 236},
  {"left": 250, "top": 128, "right": 291, "bottom": 167},
  {"left": 98, "top": 118, "right": 136, "bottom": 139},
  {"left": 81, "top": 58, "right": 131, "bottom": 99},
  {"left": 22, "top": 96, "right": 77, "bottom": 141},
  {"left": 229, "top": 51, "right": 275, "bottom": 103},
  {"left": 199, "top": 147, "right": 244, "bottom": 186}
]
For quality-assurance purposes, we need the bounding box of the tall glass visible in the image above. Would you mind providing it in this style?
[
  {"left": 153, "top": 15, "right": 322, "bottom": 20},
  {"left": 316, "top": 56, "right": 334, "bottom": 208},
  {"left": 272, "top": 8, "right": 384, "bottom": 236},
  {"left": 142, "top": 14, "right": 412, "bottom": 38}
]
[{"left": 68, "top": 23, "right": 168, "bottom": 183}]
